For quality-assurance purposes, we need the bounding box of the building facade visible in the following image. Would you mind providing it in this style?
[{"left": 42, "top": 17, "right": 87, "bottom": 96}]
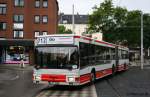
[
  {"left": 59, "top": 14, "right": 88, "bottom": 35},
  {"left": 0, "top": 0, "right": 58, "bottom": 65}
]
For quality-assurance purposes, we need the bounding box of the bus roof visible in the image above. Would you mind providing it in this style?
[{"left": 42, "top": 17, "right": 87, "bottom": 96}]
[{"left": 36, "top": 34, "right": 128, "bottom": 50}]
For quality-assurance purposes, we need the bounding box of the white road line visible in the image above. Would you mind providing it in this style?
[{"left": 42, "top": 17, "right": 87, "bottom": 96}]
[
  {"left": 49, "top": 90, "right": 61, "bottom": 96},
  {"left": 10, "top": 75, "right": 19, "bottom": 80},
  {"left": 92, "top": 85, "right": 98, "bottom": 97},
  {"left": 36, "top": 91, "right": 45, "bottom": 97},
  {"left": 36, "top": 84, "right": 98, "bottom": 97},
  {"left": 70, "top": 90, "right": 78, "bottom": 97},
  {"left": 43, "top": 91, "right": 50, "bottom": 97}
]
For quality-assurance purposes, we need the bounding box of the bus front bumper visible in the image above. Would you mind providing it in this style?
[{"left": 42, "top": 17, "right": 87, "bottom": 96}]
[{"left": 33, "top": 80, "right": 80, "bottom": 86}]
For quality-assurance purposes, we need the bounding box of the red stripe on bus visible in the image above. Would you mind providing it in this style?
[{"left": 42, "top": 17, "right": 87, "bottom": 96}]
[
  {"left": 83, "top": 37, "right": 92, "bottom": 41},
  {"left": 117, "top": 64, "right": 127, "bottom": 71},
  {"left": 74, "top": 36, "right": 81, "bottom": 38},
  {"left": 96, "top": 68, "right": 112, "bottom": 78},
  {"left": 95, "top": 40, "right": 115, "bottom": 47},
  {"left": 74, "top": 36, "right": 92, "bottom": 41},
  {"left": 74, "top": 35, "right": 115, "bottom": 47},
  {"left": 80, "top": 68, "right": 113, "bottom": 84},
  {"left": 41, "top": 74, "right": 66, "bottom": 82},
  {"left": 80, "top": 73, "right": 91, "bottom": 83}
]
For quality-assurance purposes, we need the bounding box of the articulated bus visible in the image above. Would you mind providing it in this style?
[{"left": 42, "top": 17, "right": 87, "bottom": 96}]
[{"left": 33, "top": 34, "right": 129, "bottom": 86}]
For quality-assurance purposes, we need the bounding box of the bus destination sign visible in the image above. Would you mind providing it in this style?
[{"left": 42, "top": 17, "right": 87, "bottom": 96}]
[{"left": 36, "top": 36, "right": 74, "bottom": 45}]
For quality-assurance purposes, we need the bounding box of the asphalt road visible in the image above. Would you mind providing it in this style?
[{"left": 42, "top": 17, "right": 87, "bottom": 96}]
[
  {"left": 35, "top": 84, "right": 97, "bottom": 97},
  {"left": 95, "top": 66, "right": 150, "bottom": 97},
  {"left": 0, "top": 66, "right": 46, "bottom": 97},
  {"left": 34, "top": 66, "right": 150, "bottom": 97},
  {"left": 1, "top": 65, "right": 150, "bottom": 97}
]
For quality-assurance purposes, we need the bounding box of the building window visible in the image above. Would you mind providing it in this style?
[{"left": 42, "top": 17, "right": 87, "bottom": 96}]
[
  {"left": 14, "top": 0, "right": 24, "bottom": 7},
  {"left": 34, "top": 31, "right": 40, "bottom": 37},
  {"left": 0, "top": 22, "right": 6, "bottom": 30},
  {"left": 13, "top": 23, "right": 23, "bottom": 30},
  {"left": 43, "top": 31, "right": 47, "bottom": 35},
  {"left": 34, "top": 31, "right": 47, "bottom": 37},
  {"left": 42, "top": 15, "right": 48, "bottom": 23},
  {"left": 0, "top": 4, "right": 6, "bottom": 15},
  {"left": 14, "top": 30, "right": 23, "bottom": 38},
  {"left": 43, "top": 0, "right": 48, "bottom": 8},
  {"left": 35, "top": 0, "right": 40, "bottom": 8},
  {"left": 39, "top": 32, "right": 43, "bottom": 35},
  {"left": 34, "top": 15, "right": 40, "bottom": 23},
  {"left": 14, "top": 15, "right": 24, "bottom": 23}
]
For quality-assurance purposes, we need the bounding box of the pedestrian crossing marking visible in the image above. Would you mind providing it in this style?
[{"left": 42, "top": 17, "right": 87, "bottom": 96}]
[{"left": 35, "top": 85, "right": 97, "bottom": 97}]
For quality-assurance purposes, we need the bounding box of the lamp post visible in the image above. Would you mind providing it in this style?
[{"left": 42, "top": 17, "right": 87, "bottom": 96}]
[
  {"left": 148, "top": 47, "right": 150, "bottom": 57},
  {"left": 141, "top": 12, "right": 144, "bottom": 70},
  {"left": 72, "top": 4, "right": 75, "bottom": 34}
]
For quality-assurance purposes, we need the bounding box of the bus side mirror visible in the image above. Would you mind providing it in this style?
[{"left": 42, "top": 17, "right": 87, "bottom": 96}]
[{"left": 34, "top": 65, "right": 40, "bottom": 70}]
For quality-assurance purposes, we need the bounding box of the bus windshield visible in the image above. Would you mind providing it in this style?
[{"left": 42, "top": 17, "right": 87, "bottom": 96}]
[{"left": 35, "top": 47, "right": 79, "bottom": 69}]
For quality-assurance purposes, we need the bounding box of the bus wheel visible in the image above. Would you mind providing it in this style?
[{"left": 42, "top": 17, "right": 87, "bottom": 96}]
[
  {"left": 90, "top": 71, "right": 96, "bottom": 84},
  {"left": 112, "top": 64, "right": 116, "bottom": 75},
  {"left": 124, "top": 64, "right": 127, "bottom": 70}
]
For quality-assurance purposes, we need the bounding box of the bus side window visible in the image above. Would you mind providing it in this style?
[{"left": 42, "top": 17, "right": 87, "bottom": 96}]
[{"left": 79, "top": 42, "right": 89, "bottom": 68}]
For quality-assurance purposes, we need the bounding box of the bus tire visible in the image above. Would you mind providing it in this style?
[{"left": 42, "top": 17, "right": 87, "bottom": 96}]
[
  {"left": 90, "top": 70, "right": 96, "bottom": 84},
  {"left": 124, "top": 63, "right": 127, "bottom": 70},
  {"left": 112, "top": 64, "right": 116, "bottom": 75}
]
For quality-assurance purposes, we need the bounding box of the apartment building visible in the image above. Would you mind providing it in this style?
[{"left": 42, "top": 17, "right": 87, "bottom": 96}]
[
  {"left": 0, "top": 0, "right": 58, "bottom": 65},
  {"left": 59, "top": 13, "right": 88, "bottom": 35}
]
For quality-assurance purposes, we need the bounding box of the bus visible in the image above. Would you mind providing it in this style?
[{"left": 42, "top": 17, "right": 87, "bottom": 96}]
[{"left": 33, "top": 34, "right": 129, "bottom": 86}]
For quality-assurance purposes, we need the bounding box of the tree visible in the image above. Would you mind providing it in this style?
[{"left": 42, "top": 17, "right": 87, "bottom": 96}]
[
  {"left": 88, "top": 0, "right": 150, "bottom": 48},
  {"left": 143, "top": 14, "right": 150, "bottom": 48},
  {"left": 89, "top": 0, "right": 128, "bottom": 43},
  {"left": 89, "top": 0, "right": 114, "bottom": 33},
  {"left": 57, "top": 25, "right": 72, "bottom": 34}
]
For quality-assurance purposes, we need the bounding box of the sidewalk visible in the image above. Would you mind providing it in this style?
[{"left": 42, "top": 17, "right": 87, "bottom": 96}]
[
  {"left": 130, "top": 59, "right": 150, "bottom": 67},
  {"left": 0, "top": 64, "right": 33, "bottom": 71}
]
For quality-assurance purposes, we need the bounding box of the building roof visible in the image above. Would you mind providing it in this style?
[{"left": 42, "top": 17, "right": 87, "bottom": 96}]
[{"left": 59, "top": 14, "right": 88, "bottom": 24}]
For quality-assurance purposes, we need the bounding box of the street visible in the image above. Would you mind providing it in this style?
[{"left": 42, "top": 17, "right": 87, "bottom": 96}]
[
  {"left": 0, "top": 66, "right": 46, "bottom": 97},
  {"left": 95, "top": 66, "right": 150, "bottom": 97},
  {"left": 1, "top": 65, "right": 150, "bottom": 97}
]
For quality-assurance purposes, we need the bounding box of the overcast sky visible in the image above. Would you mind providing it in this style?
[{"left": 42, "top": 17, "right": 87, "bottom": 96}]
[{"left": 57, "top": 0, "right": 150, "bottom": 14}]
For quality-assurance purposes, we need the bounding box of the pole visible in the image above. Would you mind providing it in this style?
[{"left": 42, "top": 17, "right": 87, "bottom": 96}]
[
  {"left": 72, "top": 4, "right": 75, "bottom": 34},
  {"left": 141, "top": 12, "right": 144, "bottom": 70},
  {"left": 148, "top": 47, "right": 150, "bottom": 56}
]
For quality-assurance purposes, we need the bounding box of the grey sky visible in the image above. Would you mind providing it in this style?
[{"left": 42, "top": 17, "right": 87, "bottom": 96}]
[{"left": 57, "top": 0, "right": 150, "bottom": 14}]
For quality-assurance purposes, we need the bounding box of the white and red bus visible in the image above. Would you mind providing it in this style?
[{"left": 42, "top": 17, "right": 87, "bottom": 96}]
[{"left": 33, "top": 34, "right": 129, "bottom": 86}]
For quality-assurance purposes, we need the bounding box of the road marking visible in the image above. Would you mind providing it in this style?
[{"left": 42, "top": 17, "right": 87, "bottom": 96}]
[
  {"left": 10, "top": 75, "right": 19, "bottom": 80},
  {"left": 36, "top": 91, "right": 45, "bottom": 97},
  {"left": 35, "top": 85, "right": 98, "bottom": 97}
]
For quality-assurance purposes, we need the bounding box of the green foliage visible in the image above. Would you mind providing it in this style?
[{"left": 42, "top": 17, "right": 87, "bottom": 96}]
[
  {"left": 143, "top": 14, "right": 150, "bottom": 48},
  {"left": 57, "top": 25, "right": 72, "bottom": 34},
  {"left": 88, "top": 0, "right": 150, "bottom": 48},
  {"left": 89, "top": 0, "right": 114, "bottom": 33}
]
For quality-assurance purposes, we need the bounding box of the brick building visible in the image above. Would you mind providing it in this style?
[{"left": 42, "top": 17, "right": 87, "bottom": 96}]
[{"left": 0, "top": 0, "right": 58, "bottom": 65}]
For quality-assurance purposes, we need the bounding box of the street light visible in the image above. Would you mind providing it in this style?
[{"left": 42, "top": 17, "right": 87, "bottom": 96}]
[
  {"left": 141, "top": 12, "right": 144, "bottom": 70},
  {"left": 72, "top": 4, "right": 75, "bottom": 34}
]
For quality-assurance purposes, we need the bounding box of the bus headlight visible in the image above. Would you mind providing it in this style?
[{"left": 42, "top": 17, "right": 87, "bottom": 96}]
[
  {"left": 68, "top": 77, "right": 75, "bottom": 82},
  {"left": 35, "top": 76, "right": 41, "bottom": 81}
]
